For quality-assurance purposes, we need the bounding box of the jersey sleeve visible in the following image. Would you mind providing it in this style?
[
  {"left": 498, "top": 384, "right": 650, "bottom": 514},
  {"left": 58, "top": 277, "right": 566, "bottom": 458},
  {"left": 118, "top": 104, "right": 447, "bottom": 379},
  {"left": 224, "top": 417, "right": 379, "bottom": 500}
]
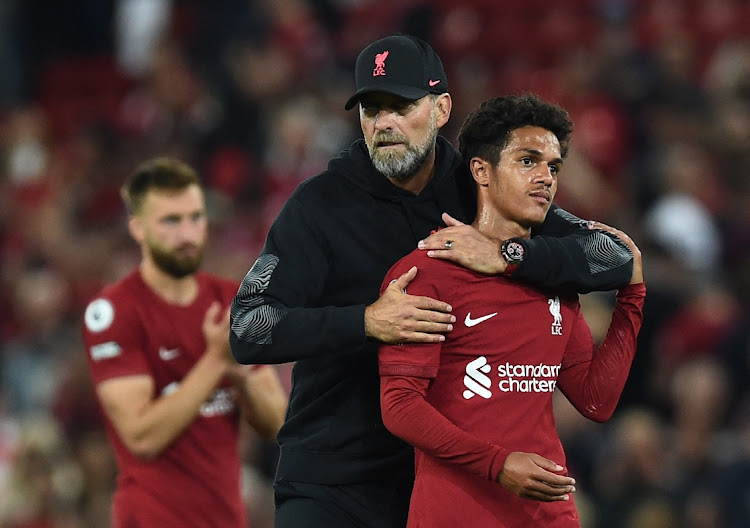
[
  {"left": 557, "top": 282, "right": 646, "bottom": 422},
  {"left": 379, "top": 255, "right": 510, "bottom": 481},
  {"left": 380, "top": 375, "right": 510, "bottom": 481},
  {"left": 378, "top": 255, "right": 442, "bottom": 378},
  {"left": 230, "top": 194, "right": 365, "bottom": 365},
  {"left": 82, "top": 296, "right": 150, "bottom": 385},
  {"left": 516, "top": 205, "right": 634, "bottom": 293}
]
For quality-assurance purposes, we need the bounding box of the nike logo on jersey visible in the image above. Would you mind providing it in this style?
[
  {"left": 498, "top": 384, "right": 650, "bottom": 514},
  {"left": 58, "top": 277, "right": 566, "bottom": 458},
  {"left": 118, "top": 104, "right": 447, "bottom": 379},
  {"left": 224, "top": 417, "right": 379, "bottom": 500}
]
[
  {"left": 159, "top": 347, "right": 180, "bottom": 361},
  {"left": 464, "top": 312, "right": 498, "bottom": 327}
]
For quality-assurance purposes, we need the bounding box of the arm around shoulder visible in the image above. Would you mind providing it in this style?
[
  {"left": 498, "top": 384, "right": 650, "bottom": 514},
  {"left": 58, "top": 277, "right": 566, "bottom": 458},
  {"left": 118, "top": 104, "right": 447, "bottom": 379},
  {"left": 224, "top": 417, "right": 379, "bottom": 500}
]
[
  {"left": 516, "top": 207, "right": 635, "bottom": 292},
  {"left": 229, "top": 195, "right": 368, "bottom": 364}
]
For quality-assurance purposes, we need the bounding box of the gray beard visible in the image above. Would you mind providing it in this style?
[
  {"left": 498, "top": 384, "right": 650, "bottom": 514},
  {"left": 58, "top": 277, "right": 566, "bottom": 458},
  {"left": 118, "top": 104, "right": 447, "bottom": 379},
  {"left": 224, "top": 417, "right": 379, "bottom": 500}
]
[
  {"left": 371, "top": 141, "right": 435, "bottom": 182},
  {"left": 368, "top": 113, "right": 438, "bottom": 182}
]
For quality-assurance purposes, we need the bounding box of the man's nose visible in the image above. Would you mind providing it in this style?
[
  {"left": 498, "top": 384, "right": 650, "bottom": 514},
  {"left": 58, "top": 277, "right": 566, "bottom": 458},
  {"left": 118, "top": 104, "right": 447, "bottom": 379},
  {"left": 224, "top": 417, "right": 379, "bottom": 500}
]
[
  {"left": 373, "top": 109, "right": 396, "bottom": 130},
  {"left": 534, "top": 165, "right": 554, "bottom": 186},
  {"left": 179, "top": 219, "right": 203, "bottom": 241}
]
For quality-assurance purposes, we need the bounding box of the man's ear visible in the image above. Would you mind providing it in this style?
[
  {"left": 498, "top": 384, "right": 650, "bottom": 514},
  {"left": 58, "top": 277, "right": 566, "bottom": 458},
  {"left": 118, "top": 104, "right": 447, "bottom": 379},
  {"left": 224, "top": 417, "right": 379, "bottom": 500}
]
[
  {"left": 469, "top": 157, "right": 490, "bottom": 187},
  {"left": 435, "top": 93, "right": 452, "bottom": 128},
  {"left": 128, "top": 215, "right": 144, "bottom": 244}
]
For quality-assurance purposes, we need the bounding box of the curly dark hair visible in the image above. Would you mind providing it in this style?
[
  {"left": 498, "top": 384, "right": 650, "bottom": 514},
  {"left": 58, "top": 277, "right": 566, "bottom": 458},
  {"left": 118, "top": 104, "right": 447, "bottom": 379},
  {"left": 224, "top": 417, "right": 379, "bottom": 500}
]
[{"left": 457, "top": 94, "right": 573, "bottom": 171}]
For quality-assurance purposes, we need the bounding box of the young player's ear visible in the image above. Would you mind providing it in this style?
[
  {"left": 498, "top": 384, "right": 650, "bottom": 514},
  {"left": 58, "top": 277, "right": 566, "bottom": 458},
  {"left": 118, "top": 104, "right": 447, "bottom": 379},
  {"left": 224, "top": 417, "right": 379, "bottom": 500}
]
[{"left": 469, "top": 157, "right": 490, "bottom": 187}]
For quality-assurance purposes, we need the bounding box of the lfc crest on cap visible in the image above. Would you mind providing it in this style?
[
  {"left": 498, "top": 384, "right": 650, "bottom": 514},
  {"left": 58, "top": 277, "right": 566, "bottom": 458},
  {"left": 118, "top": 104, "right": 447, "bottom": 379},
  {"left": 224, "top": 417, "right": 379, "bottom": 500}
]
[{"left": 373, "top": 51, "right": 388, "bottom": 77}]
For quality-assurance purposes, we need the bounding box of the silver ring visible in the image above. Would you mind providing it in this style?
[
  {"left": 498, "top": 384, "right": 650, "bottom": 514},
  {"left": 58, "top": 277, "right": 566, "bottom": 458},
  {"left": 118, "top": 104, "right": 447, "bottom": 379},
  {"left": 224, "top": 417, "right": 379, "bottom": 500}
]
[{"left": 444, "top": 240, "right": 453, "bottom": 250}]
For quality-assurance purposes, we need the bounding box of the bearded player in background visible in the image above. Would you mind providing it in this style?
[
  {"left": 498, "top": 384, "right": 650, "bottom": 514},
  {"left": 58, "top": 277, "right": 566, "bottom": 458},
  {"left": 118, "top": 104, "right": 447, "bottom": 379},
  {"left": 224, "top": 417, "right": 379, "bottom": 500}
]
[{"left": 81, "top": 157, "right": 287, "bottom": 527}]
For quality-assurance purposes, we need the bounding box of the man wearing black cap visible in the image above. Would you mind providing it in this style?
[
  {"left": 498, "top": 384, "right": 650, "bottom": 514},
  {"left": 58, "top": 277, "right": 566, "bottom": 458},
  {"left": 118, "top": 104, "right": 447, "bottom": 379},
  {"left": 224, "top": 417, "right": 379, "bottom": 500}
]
[
  {"left": 344, "top": 34, "right": 449, "bottom": 110},
  {"left": 230, "top": 34, "right": 634, "bottom": 527}
]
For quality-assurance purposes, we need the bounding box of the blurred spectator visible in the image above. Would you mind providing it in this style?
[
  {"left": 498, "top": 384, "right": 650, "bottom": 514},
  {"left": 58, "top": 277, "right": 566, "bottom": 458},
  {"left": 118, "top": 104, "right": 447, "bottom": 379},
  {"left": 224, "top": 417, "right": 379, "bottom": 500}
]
[
  {"left": 712, "top": 405, "right": 750, "bottom": 528},
  {"left": 0, "top": 416, "right": 85, "bottom": 528},
  {"left": 664, "top": 357, "right": 732, "bottom": 528},
  {"left": 2, "top": 266, "right": 74, "bottom": 415},
  {"left": 591, "top": 408, "right": 672, "bottom": 528},
  {"left": 643, "top": 141, "right": 723, "bottom": 275},
  {"left": 114, "top": 0, "right": 173, "bottom": 78},
  {"left": 651, "top": 284, "right": 739, "bottom": 397}
]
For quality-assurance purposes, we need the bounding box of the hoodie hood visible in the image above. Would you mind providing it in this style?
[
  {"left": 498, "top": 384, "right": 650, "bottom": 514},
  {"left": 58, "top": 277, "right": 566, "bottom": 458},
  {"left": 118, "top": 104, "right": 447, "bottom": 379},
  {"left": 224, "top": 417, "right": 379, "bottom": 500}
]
[{"left": 326, "top": 136, "right": 475, "bottom": 221}]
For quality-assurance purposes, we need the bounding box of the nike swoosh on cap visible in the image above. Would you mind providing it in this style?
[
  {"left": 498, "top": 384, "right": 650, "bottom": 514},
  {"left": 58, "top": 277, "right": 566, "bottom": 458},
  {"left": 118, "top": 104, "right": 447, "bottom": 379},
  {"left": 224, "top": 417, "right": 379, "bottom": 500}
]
[
  {"left": 465, "top": 312, "right": 498, "bottom": 327},
  {"left": 429, "top": 79, "right": 441, "bottom": 86}
]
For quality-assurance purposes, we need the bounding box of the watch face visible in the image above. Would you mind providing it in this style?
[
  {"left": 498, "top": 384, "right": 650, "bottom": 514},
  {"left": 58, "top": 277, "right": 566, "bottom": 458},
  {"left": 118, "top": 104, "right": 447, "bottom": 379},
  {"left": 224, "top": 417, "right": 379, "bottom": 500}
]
[{"left": 504, "top": 240, "right": 525, "bottom": 262}]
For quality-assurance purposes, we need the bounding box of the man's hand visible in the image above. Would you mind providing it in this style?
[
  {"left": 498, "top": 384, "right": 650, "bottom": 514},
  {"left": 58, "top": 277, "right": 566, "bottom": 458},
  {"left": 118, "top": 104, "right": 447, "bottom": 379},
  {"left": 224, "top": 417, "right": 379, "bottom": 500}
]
[
  {"left": 418, "top": 213, "right": 508, "bottom": 275},
  {"left": 497, "top": 452, "right": 576, "bottom": 502},
  {"left": 365, "top": 266, "right": 455, "bottom": 344},
  {"left": 202, "top": 302, "right": 233, "bottom": 362},
  {"left": 588, "top": 221, "right": 643, "bottom": 284},
  {"left": 226, "top": 364, "right": 288, "bottom": 441}
]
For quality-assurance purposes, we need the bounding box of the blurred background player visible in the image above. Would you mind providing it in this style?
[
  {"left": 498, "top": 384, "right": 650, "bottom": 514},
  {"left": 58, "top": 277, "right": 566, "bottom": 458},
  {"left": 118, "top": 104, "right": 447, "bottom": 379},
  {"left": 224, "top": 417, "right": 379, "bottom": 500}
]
[{"left": 81, "top": 157, "right": 288, "bottom": 528}]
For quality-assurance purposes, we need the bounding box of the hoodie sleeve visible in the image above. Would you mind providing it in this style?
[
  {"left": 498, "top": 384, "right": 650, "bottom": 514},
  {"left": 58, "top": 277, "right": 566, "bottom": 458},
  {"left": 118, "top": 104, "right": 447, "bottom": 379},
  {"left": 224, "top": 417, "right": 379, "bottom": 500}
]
[
  {"left": 511, "top": 205, "right": 634, "bottom": 293},
  {"left": 229, "top": 195, "right": 366, "bottom": 365}
]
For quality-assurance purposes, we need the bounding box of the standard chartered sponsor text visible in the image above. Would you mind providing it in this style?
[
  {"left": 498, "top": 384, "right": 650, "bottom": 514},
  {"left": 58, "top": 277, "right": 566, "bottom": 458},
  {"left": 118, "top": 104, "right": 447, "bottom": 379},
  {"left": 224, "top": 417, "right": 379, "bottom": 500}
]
[{"left": 497, "top": 362, "right": 561, "bottom": 393}]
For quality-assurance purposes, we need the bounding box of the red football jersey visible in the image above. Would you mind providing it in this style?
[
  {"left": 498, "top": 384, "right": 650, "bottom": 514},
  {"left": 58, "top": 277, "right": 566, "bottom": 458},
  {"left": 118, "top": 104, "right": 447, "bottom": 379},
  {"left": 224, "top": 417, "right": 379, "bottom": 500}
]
[
  {"left": 379, "top": 249, "right": 638, "bottom": 528},
  {"left": 82, "top": 270, "right": 245, "bottom": 528}
]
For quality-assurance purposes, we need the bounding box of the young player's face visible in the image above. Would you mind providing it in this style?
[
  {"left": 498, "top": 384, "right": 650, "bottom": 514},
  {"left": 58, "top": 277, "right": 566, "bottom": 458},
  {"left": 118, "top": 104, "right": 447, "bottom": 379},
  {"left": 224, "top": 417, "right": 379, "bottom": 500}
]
[
  {"left": 138, "top": 185, "right": 208, "bottom": 278},
  {"left": 359, "top": 93, "right": 441, "bottom": 182},
  {"left": 486, "top": 125, "right": 562, "bottom": 228}
]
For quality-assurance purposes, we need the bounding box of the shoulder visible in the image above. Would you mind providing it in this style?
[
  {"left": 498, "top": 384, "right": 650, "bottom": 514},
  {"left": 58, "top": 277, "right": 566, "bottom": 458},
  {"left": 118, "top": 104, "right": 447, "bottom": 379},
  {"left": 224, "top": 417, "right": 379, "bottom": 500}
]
[
  {"left": 292, "top": 169, "right": 336, "bottom": 196},
  {"left": 277, "top": 170, "right": 350, "bottom": 223},
  {"left": 386, "top": 248, "right": 428, "bottom": 276},
  {"left": 436, "top": 135, "right": 460, "bottom": 161},
  {"left": 289, "top": 141, "right": 372, "bottom": 205},
  {"left": 82, "top": 272, "right": 142, "bottom": 335},
  {"left": 383, "top": 249, "right": 460, "bottom": 288}
]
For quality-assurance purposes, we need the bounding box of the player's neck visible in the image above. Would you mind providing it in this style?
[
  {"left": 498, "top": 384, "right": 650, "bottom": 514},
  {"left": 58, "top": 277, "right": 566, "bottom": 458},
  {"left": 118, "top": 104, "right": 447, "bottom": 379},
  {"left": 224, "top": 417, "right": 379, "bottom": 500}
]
[
  {"left": 472, "top": 205, "right": 531, "bottom": 242},
  {"left": 139, "top": 260, "right": 198, "bottom": 306}
]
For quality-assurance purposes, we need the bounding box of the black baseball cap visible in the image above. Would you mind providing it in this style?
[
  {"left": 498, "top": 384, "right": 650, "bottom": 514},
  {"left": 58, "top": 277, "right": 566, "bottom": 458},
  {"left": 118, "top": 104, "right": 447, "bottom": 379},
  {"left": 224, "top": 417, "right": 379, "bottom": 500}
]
[{"left": 344, "top": 34, "right": 449, "bottom": 110}]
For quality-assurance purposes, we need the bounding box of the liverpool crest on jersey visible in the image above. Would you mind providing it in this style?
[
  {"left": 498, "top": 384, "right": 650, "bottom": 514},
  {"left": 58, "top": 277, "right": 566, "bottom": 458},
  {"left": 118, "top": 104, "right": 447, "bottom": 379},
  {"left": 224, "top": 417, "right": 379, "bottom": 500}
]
[{"left": 548, "top": 296, "right": 563, "bottom": 335}]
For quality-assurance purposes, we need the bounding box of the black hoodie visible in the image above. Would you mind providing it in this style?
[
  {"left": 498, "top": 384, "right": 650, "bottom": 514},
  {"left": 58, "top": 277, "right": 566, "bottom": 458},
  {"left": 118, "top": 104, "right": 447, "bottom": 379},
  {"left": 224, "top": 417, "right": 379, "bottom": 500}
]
[{"left": 230, "top": 137, "right": 632, "bottom": 484}]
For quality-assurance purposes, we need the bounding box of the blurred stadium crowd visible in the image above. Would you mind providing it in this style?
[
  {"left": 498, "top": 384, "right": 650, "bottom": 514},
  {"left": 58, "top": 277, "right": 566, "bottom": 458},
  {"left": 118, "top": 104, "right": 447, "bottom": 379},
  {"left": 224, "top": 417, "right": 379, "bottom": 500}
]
[{"left": 1, "top": 0, "right": 750, "bottom": 527}]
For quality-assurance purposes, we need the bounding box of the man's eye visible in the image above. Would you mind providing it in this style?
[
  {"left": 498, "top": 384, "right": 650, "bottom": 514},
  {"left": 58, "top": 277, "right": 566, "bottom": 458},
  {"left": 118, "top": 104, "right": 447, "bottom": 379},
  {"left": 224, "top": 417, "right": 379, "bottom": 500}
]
[
  {"left": 520, "top": 157, "right": 532, "bottom": 165},
  {"left": 361, "top": 102, "right": 384, "bottom": 113},
  {"left": 362, "top": 101, "right": 410, "bottom": 114}
]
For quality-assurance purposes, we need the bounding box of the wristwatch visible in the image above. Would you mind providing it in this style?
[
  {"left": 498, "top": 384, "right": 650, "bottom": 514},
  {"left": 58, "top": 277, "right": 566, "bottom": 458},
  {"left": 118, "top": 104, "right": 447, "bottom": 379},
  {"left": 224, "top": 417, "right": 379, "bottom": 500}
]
[{"left": 501, "top": 239, "right": 526, "bottom": 275}]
